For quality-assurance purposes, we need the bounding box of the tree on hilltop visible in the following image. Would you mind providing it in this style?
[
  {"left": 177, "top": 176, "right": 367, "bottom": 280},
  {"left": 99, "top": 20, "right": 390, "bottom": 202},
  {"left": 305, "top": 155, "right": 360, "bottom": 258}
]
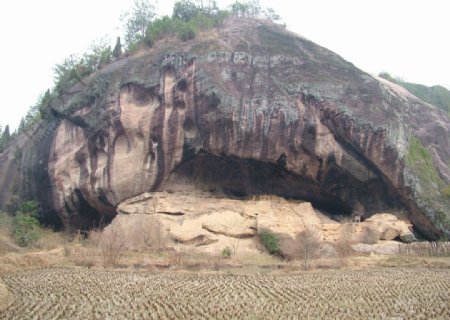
[
  {"left": 113, "top": 37, "right": 122, "bottom": 59},
  {"left": 0, "top": 124, "right": 11, "bottom": 153},
  {"left": 172, "top": 0, "right": 218, "bottom": 21},
  {"left": 229, "top": 0, "right": 279, "bottom": 21},
  {"left": 123, "top": 0, "right": 157, "bottom": 46}
]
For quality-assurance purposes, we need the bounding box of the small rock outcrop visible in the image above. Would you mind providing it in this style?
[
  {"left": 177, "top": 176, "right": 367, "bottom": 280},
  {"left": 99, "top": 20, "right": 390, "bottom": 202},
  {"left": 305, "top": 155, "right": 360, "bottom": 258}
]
[
  {"left": 364, "top": 214, "right": 415, "bottom": 242},
  {"left": 0, "top": 17, "right": 448, "bottom": 239}
]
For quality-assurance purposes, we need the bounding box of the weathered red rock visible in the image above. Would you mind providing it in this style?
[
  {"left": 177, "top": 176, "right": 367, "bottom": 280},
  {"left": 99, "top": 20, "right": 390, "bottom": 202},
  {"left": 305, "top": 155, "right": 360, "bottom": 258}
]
[{"left": 0, "top": 18, "right": 448, "bottom": 239}]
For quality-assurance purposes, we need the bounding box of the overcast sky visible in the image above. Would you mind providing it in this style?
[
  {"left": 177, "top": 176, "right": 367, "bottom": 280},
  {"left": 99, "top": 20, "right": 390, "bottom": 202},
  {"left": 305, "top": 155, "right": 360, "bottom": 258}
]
[{"left": 1, "top": 0, "right": 449, "bottom": 131}]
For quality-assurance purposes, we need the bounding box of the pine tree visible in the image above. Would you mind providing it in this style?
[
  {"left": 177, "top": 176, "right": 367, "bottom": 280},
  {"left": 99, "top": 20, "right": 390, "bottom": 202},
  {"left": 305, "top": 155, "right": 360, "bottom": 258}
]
[
  {"left": 113, "top": 37, "right": 122, "bottom": 59},
  {"left": 39, "top": 89, "right": 52, "bottom": 119},
  {"left": 18, "top": 118, "right": 26, "bottom": 133},
  {"left": 0, "top": 124, "right": 10, "bottom": 152},
  {"left": 3, "top": 125, "right": 10, "bottom": 141}
]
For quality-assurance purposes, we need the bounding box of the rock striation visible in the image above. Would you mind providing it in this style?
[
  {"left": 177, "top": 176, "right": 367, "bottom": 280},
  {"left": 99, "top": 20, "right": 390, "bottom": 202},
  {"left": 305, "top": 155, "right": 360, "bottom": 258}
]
[{"left": 0, "top": 17, "right": 448, "bottom": 239}]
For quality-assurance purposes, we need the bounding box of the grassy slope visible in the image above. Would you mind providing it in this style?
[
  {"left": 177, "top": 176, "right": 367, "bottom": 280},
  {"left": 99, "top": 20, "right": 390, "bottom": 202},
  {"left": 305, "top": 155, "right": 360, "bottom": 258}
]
[
  {"left": 405, "top": 136, "right": 450, "bottom": 232},
  {"left": 379, "top": 73, "right": 450, "bottom": 115}
]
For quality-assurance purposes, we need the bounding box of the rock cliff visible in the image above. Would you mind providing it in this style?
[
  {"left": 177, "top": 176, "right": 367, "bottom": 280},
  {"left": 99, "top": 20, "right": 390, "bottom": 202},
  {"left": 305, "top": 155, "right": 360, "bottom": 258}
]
[{"left": 0, "top": 17, "right": 449, "bottom": 239}]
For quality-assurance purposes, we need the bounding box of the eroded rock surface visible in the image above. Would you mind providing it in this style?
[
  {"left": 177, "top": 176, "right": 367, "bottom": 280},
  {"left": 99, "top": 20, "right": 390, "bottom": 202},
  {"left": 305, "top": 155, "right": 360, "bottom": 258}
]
[
  {"left": 0, "top": 17, "right": 449, "bottom": 238},
  {"left": 113, "top": 192, "right": 416, "bottom": 253},
  {"left": 364, "top": 214, "right": 415, "bottom": 241}
]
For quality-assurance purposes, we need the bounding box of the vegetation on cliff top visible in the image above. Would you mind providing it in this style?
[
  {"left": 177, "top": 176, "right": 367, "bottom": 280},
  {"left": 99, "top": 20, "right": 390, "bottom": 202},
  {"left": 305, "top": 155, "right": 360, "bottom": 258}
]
[
  {"left": 2, "top": 0, "right": 280, "bottom": 139},
  {"left": 379, "top": 72, "right": 450, "bottom": 115},
  {"left": 0, "top": 125, "right": 11, "bottom": 153}
]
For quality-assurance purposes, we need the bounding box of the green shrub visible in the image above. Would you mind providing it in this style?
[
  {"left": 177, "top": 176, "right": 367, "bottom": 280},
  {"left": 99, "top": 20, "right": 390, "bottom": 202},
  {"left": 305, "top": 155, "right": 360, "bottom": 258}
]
[
  {"left": 18, "top": 200, "right": 40, "bottom": 216},
  {"left": 260, "top": 230, "right": 280, "bottom": 255},
  {"left": 212, "top": 10, "right": 230, "bottom": 27},
  {"left": 189, "top": 13, "right": 214, "bottom": 30},
  {"left": 221, "top": 246, "right": 232, "bottom": 258},
  {"left": 178, "top": 25, "right": 195, "bottom": 41},
  {"left": 13, "top": 213, "right": 41, "bottom": 247},
  {"left": 12, "top": 201, "right": 42, "bottom": 247},
  {"left": 147, "top": 16, "right": 178, "bottom": 42}
]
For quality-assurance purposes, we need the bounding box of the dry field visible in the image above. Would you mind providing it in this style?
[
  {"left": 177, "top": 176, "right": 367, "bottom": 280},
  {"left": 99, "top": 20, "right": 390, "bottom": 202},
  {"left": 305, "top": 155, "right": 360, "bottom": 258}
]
[{"left": 0, "top": 267, "right": 449, "bottom": 319}]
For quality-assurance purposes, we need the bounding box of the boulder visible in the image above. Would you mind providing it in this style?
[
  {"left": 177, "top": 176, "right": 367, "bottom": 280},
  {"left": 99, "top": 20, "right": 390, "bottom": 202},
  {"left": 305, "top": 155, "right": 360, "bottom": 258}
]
[
  {"left": 321, "top": 213, "right": 416, "bottom": 244},
  {"left": 257, "top": 201, "right": 323, "bottom": 239},
  {"left": 399, "top": 233, "right": 417, "bottom": 243},
  {"left": 381, "top": 228, "right": 400, "bottom": 241},
  {"left": 364, "top": 213, "right": 416, "bottom": 243},
  {"left": 103, "top": 214, "right": 167, "bottom": 251},
  {"left": 351, "top": 225, "right": 381, "bottom": 245}
]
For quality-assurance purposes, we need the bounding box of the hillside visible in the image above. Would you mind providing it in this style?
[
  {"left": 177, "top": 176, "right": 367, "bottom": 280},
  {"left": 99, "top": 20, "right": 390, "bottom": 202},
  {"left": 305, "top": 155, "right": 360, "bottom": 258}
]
[
  {"left": 0, "top": 16, "right": 449, "bottom": 240},
  {"left": 379, "top": 72, "right": 450, "bottom": 115}
]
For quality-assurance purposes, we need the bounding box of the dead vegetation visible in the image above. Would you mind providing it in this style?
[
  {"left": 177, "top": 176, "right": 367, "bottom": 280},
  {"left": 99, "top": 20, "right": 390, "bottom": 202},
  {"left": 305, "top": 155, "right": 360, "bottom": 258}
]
[
  {"left": 336, "top": 223, "right": 354, "bottom": 266},
  {"left": 0, "top": 210, "right": 449, "bottom": 318},
  {"left": 1, "top": 267, "right": 449, "bottom": 319},
  {"left": 0, "top": 210, "right": 449, "bottom": 274},
  {"left": 281, "top": 227, "right": 322, "bottom": 270},
  {"left": 91, "top": 224, "right": 127, "bottom": 267},
  {"left": 398, "top": 241, "right": 450, "bottom": 257},
  {"left": 0, "top": 217, "right": 449, "bottom": 274}
]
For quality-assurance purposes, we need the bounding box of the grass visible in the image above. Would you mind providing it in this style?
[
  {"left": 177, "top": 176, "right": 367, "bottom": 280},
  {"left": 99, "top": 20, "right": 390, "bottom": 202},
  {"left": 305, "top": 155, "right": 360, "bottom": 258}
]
[
  {"left": 404, "top": 136, "right": 450, "bottom": 229},
  {"left": 378, "top": 256, "right": 450, "bottom": 269},
  {"left": 405, "top": 135, "right": 443, "bottom": 191},
  {"left": 257, "top": 25, "right": 300, "bottom": 55}
]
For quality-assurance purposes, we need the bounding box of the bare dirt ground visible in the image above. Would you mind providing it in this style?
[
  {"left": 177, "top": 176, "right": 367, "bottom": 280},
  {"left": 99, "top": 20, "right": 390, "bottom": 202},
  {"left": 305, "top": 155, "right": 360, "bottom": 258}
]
[{"left": 0, "top": 267, "right": 449, "bottom": 319}]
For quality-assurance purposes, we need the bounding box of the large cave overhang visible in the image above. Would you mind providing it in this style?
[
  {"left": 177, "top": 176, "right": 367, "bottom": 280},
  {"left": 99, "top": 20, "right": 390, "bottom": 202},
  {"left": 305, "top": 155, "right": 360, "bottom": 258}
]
[
  {"left": 167, "top": 150, "right": 402, "bottom": 218},
  {"left": 50, "top": 143, "right": 440, "bottom": 240}
]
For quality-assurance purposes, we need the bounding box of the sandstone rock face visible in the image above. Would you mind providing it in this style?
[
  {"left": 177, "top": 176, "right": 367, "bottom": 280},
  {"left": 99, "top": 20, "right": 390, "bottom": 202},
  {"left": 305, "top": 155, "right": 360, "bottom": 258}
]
[
  {"left": 381, "top": 228, "right": 400, "bottom": 241},
  {"left": 0, "top": 17, "right": 449, "bottom": 239},
  {"left": 111, "top": 192, "right": 417, "bottom": 254},
  {"left": 118, "top": 192, "right": 262, "bottom": 253},
  {"left": 364, "top": 213, "right": 414, "bottom": 241},
  {"left": 320, "top": 213, "right": 414, "bottom": 244},
  {"left": 0, "top": 133, "right": 30, "bottom": 213},
  {"left": 256, "top": 200, "right": 323, "bottom": 238}
]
